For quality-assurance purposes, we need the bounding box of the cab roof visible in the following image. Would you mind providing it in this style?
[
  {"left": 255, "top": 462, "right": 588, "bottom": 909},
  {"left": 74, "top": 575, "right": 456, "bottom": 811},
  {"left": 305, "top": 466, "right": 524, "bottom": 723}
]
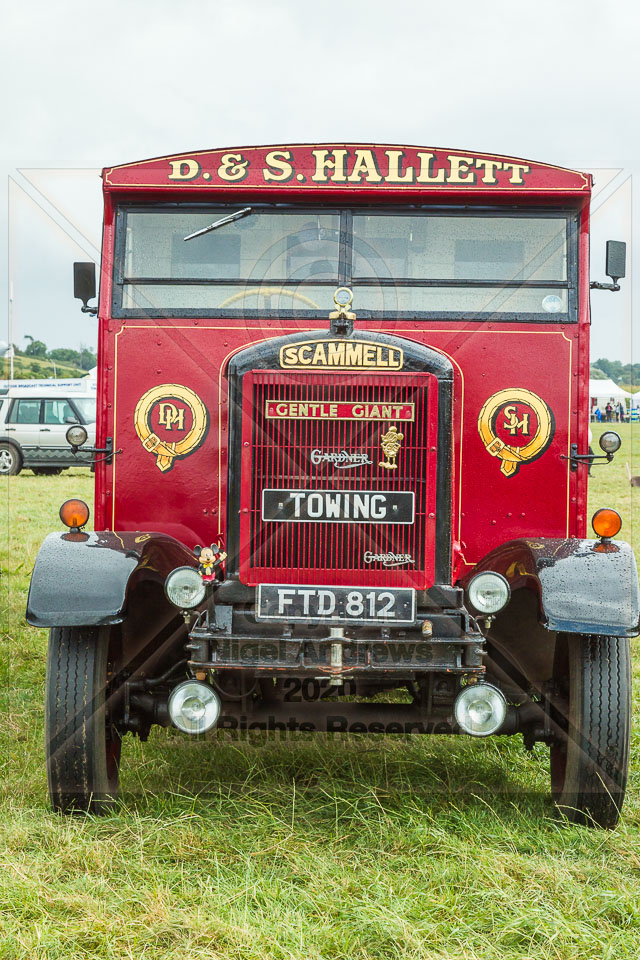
[{"left": 103, "top": 144, "right": 591, "bottom": 202}]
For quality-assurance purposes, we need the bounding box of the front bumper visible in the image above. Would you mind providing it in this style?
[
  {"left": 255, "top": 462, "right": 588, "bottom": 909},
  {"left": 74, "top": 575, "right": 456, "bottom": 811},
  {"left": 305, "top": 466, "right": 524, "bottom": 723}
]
[{"left": 186, "top": 596, "right": 485, "bottom": 678}]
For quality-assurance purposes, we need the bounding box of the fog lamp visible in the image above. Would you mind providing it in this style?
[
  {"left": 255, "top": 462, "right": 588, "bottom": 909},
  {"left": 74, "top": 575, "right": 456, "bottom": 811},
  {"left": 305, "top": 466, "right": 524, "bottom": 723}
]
[
  {"left": 168, "top": 681, "right": 221, "bottom": 734},
  {"left": 59, "top": 498, "right": 90, "bottom": 531},
  {"left": 599, "top": 431, "right": 621, "bottom": 455},
  {"left": 165, "top": 566, "right": 206, "bottom": 609},
  {"left": 454, "top": 683, "right": 507, "bottom": 736},
  {"left": 66, "top": 424, "right": 88, "bottom": 448},
  {"left": 466, "top": 572, "right": 510, "bottom": 615},
  {"left": 592, "top": 507, "right": 622, "bottom": 539}
]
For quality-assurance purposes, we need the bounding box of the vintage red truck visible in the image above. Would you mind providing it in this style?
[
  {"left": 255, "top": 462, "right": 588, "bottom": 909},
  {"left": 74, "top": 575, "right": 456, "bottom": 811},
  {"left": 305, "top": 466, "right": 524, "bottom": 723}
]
[{"left": 27, "top": 144, "right": 638, "bottom": 826}]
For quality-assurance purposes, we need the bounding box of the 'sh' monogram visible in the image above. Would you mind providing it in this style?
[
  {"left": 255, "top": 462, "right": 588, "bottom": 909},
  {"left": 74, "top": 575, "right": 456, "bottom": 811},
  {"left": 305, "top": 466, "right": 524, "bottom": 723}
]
[
  {"left": 158, "top": 402, "right": 185, "bottom": 431},
  {"left": 478, "top": 389, "right": 554, "bottom": 478},
  {"left": 502, "top": 405, "right": 530, "bottom": 437}
]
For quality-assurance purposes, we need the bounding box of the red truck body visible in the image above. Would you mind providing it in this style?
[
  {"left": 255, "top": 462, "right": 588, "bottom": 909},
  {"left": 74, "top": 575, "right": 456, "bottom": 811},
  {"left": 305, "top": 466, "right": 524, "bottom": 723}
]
[{"left": 95, "top": 145, "right": 591, "bottom": 580}]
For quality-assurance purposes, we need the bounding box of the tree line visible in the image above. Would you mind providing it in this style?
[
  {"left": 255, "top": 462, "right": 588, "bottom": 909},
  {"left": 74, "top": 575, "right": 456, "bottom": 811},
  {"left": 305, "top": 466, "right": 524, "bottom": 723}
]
[
  {"left": 16, "top": 340, "right": 96, "bottom": 371},
  {"left": 590, "top": 359, "right": 640, "bottom": 387}
]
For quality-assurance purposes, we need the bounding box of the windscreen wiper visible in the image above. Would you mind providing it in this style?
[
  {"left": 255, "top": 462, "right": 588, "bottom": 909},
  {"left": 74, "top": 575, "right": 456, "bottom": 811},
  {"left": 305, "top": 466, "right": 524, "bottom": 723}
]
[{"left": 183, "top": 207, "right": 252, "bottom": 241}]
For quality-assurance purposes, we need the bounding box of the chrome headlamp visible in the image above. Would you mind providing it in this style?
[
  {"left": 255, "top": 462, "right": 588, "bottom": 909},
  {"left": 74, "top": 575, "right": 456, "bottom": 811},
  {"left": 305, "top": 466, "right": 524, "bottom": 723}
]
[
  {"left": 168, "top": 681, "right": 221, "bottom": 734},
  {"left": 599, "top": 431, "right": 621, "bottom": 454},
  {"left": 455, "top": 683, "right": 507, "bottom": 736},
  {"left": 66, "top": 424, "right": 88, "bottom": 448},
  {"left": 466, "top": 571, "right": 510, "bottom": 616},
  {"left": 164, "top": 566, "right": 206, "bottom": 609}
]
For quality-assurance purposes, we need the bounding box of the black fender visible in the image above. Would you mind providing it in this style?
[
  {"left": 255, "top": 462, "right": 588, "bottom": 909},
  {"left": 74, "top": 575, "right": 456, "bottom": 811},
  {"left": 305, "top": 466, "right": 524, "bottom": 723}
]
[
  {"left": 26, "top": 531, "right": 197, "bottom": 628},
  {"left": 466, "top": 537, "right": 640, "bottom": 637}
]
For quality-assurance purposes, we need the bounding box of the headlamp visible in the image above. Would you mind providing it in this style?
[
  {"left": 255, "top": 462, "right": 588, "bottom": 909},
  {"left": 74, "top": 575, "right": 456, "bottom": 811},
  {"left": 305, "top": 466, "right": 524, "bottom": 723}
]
[
  {"left": 454, "top": 683, "right": 507, "bottom": 736},
  {"left": 66, "top": 424, "right": 88, "bottom": 448},
  {"left": 599, "top": 431, "right": 621, "bottom": 455},
  {"left": 165, "top": 566, "right": 206, "bottom": 609},
  {"left": 168, "top": 681, "right": 221, "bottom": 734},
  {"left": 466, "top": 571, "right": 510, "bottom": 615}
]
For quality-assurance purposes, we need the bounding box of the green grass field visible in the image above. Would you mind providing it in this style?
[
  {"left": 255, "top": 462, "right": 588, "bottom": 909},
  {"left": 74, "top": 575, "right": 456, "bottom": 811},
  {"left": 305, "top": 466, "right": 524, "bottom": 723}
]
[{"left": 1, "top": 425, "right": 639, "bottom": 959}]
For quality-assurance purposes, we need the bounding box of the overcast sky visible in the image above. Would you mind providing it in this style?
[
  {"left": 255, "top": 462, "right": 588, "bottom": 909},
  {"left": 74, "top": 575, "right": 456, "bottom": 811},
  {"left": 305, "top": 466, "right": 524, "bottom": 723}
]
[{"left": 1, "top": 0, "right": 638, "bottom": 363}]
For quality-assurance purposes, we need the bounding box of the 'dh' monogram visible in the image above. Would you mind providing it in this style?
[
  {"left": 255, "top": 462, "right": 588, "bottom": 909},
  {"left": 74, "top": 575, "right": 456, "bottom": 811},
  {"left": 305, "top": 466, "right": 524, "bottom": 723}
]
[
  {"left": 157, "top": 402, "right": 185, "bottom": 431},
  {"left": 134, "top": 384, "right": 209, "bottom": 473}
]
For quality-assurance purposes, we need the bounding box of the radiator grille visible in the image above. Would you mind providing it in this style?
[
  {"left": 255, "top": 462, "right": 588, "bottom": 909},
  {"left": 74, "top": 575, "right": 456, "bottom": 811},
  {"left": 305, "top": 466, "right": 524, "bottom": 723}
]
[{"left": 238, "top": 370, "right": 437, "bottom": 588}]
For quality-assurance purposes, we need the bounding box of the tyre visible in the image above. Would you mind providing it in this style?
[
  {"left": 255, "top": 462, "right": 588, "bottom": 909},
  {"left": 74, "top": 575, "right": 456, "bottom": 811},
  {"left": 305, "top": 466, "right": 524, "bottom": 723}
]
[
  {"left": 0, "top": 442, "right": 22, "bottom": 475},
  {"left": 550, "top": 633, "right": 631, "bottom": 828},
  {"left": 45, "top": 626, "right": 122, "bottom": 814},
  {"left": 32, "top": 467, "right": 63, "bottom": 476}
]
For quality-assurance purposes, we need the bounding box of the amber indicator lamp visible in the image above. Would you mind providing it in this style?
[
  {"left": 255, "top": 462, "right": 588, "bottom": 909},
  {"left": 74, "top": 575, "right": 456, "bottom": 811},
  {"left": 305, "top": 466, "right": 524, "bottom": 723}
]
[
  {"left": 592, "top": 507, "right": 622, "bottom": 540},
  {"left": 59, "top": 499, "right": 90, "bottom": 532}
]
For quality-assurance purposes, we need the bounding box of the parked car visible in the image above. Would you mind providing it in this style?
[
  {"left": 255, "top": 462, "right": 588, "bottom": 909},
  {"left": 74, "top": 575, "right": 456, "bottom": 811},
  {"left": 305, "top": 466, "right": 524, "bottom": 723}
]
[{"left": 0, "top": 388, "right": 96, "bottom": 475}]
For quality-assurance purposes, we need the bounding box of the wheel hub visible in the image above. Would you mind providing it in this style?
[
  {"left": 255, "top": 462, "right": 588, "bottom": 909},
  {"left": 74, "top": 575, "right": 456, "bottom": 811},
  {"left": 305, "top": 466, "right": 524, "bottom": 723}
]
[{"left": 0, "top": 449, "right": 14, "bottom": 472}]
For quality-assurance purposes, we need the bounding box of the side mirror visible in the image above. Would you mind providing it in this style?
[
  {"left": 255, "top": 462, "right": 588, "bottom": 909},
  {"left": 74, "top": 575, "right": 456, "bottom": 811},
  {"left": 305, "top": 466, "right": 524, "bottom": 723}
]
[
  {"left": 73, "top": 262, "right": 97, "bottom": 314},
  {"left": 606, "top": 241, "right": 626, "bottom": 284}
]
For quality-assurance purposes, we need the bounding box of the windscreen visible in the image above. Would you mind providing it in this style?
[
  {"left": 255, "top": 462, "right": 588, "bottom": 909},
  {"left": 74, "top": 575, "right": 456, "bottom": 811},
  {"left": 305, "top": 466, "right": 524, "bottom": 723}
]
[{"left": 115, "top": 207, "right": 574, "bottom": 320}]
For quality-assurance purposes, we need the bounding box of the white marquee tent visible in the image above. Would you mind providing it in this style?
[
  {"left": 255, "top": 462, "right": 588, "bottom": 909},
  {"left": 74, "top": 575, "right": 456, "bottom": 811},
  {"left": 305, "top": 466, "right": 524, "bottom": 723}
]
[{"left": 589, "top": 378, "right": 632, "bottom": 408}]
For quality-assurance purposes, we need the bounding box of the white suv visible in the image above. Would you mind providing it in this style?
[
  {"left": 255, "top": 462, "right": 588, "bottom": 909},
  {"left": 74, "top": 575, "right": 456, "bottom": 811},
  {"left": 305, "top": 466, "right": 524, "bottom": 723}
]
[{"left": 0, "top": 388, "right": 96, "bottom": 475}]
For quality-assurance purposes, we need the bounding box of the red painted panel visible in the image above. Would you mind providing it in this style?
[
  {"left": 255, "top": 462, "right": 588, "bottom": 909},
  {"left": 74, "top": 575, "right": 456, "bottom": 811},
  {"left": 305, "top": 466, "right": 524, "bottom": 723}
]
[{"left": 95, "top": 318, "right": 580, "bottom": 580}]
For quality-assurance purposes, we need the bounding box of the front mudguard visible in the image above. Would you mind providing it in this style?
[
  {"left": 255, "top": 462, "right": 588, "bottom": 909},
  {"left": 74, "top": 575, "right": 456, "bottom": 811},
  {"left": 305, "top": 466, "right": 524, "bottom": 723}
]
[
  {"left": 26, "top": 531, "right": 197, "bottom": 628},
  {"left": 466, "top": 537, "right": 640, "bottom": 638}
]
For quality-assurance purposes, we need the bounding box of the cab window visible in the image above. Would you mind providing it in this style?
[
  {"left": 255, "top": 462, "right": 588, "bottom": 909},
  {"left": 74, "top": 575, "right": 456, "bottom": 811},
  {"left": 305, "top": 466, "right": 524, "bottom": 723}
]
[
  {"left": 114, "top": 205, "right": 576, "bottom": 322},
  {"left": 9, "top": 399, "right": 41, "bottom": 424}
]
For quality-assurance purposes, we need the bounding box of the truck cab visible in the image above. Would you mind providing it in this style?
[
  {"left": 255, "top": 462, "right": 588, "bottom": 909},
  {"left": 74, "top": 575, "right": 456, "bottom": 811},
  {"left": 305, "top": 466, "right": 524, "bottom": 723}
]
[{"left": 27, "top": 144, "right": 638, "bottom": 826}]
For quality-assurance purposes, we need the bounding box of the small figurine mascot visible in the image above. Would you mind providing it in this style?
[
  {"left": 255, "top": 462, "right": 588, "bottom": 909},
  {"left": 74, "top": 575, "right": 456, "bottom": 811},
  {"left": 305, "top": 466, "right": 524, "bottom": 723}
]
[{"left": 194, "top": 543, "right": 224, "bottom": 582}]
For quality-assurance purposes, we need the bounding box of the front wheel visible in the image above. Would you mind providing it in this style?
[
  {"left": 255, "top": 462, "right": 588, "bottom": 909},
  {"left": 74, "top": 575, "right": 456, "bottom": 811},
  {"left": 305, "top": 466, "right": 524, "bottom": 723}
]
[
  {"left": 550, "top": 633, "right": 631, "bottom": 828},
  {"left": 45, "top": 626, "right": 122, "bottom": 814}
]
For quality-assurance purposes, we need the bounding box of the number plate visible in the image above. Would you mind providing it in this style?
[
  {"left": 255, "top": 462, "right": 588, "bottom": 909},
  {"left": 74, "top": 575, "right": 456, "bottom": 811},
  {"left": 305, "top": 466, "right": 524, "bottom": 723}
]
[{"left": 257, "top": 584, "right": 416, "bottom": 624}]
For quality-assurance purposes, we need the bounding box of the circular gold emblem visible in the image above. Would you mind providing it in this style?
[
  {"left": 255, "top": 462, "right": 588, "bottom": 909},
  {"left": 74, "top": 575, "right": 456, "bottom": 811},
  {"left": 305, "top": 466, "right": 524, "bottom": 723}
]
[
  {"left": 134, "top": 383, "right": 209, "bottom": 472},
  {"left": 478, "top": 388, "right": 554, "bottom": 477}
]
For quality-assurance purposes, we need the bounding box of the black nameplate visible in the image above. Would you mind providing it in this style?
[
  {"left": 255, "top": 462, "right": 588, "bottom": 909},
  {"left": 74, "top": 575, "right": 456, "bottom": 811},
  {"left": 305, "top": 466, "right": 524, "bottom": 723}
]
[{"left": 261, "top": 489, "right": 415, "bottom": 524}]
